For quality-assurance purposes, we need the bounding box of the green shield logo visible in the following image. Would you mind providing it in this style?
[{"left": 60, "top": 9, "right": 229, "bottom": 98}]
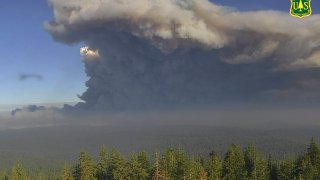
[{"left": 290, "top": 0, "right": 312, "bottom": 18}]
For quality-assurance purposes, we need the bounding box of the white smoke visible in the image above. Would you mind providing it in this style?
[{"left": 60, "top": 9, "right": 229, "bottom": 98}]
[
  {"left": 80, "top": 46, "right": 100, "bottom": 61},
  {"left": 46, "top": 0, "right": 320, "bottom": 69}
]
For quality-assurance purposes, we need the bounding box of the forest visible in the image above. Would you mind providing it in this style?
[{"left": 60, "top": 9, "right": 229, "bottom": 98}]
[{"left": 0, "top": 138, "right": 319, "bottom": 180}]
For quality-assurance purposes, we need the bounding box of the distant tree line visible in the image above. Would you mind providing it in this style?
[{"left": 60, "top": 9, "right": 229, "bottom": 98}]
[{"left": 1, "top": 138, "right": 320, "bottom": 179}]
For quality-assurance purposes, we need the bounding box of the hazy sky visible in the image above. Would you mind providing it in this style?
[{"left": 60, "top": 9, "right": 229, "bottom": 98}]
[{"left": 1, "top": 0, "right": 319, "bottom": 106}]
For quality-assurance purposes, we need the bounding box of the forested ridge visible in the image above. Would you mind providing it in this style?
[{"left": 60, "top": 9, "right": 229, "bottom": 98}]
[{"left": 2, "top": 138, "right": 320, "bottom": 180}]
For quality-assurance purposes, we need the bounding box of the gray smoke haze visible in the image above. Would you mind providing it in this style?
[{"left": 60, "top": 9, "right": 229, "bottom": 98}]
[
  {"left": 2, "top": 106, "right": 320, "bottom": 130},
  {"left": 45, "top": 0, "right": 320, "bottom": 111}
]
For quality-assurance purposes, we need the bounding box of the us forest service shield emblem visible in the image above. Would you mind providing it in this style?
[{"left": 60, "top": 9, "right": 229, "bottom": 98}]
[{"left": 290, "top": 0, "right": 312, "bottom": 18}]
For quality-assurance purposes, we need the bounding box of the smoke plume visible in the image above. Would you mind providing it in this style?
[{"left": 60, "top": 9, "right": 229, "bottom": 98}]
[
  {"left": 45, "top": 0, "right": 320, "bottom": 111},
  {"left": 19, "top": 74, "right": 43, "bottom": 81}
]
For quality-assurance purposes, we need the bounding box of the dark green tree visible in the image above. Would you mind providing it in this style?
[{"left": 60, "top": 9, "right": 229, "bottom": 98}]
[
  {"left": 294, "top": 138, "right": 320, "bottom": 179},
  {"left": 267, "top": 155, "right": 278, "bottom": 180},
  {"left": 97, "top": 146, "right": 109, "bottom": 180},
  {"left": 138, "top": 151, "right": 151, "bottom": 177},
  {"left": 296, "top": 155, "right": 317, "bottom": 180},
  {"left": 277, "top": 159, "right": 295, "bottom": 180},
  {"left": 207, "top": 150, "right": 222, "bottom": 180},
  {"left": 127, "top": 154, "right": 149, "bottom": 180},
  {"left": 307, "top": 138, "right": 320, "bottom": 167},
  {"left": 74, "top": 151, "right": 97, "bottom": 180},
  {"left": 161, "top": 148, "right": 178, "bottom": 179},
  {"left": 109, "top": 149, "right": 127, "bottom": 180},
  {"left": 182, "top": 156, "right": 199, "bottom": 180},
  {"left": 222, "top": 144, "right": 247, "bottom": 180},
  {"left": 244, "top": 145, "right": 268, "bottom": 180},
  {"left": 190, "top": 157, "right": 208, "bottom": 180},
  {"left": 174, "top": 149, "right": 189, "bottom": 179}
]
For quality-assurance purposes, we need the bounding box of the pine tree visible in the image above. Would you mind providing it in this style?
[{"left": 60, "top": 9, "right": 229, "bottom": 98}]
[
  {"left": 10, "top": 162, "right": 28, "bottom": 180},
  {"left": 256, "top": 154, "right": 268, "bottom": 179},
  {"left": 161, "top": 148, "right": 178, "bottom": 179},
  {"left": 152, "top": 152, "right": 167, "bottom": 180},
  {"left": 190, "top": 156, "right": 208, "bottom": 180},
  {"left": 277, "top": 159, "right": 295, "bottom": 180},
  {"left": 207, "top": 150, "right": 222, "bottom": 180},
  {"left": 244, "top": 145, "right": 258, "bottom": 180},
  {"left": 74, "top": 151, "right": 97, "bottom": 180},
  {"left": 127, "top": 154, "right": 149, "bottom": 180},
  {"left": 61, "top": 164, "right": 74, "bottom": 180},
  {"left": 267, "top": 155, "right": 278, "bottom": 180},
  {"left": 222, "top": 144, "right": 247, "bottom": 180},
  {"left": 183, "top": 156, "right": 206, "bottom": 180},
  {"left": 175, "top": 149, "right": 189, "bottom": 179},
  {"left": 109, "top": 149, "right": 127, "bottom": 180},
  {"left": 296, "top": 155, "right": 317, "bottom": 180},
  {"left": 306, "top": 138, "right": 320, "bottom": 179},
  {"left": 307, "top": 138, "right": 320, "bottom": 167},
  {"left": 244, "top": 145, "right": 268, "bottom": 180},
  {"left": 97, "top": 146, "right": 109, "bottom": 180},
  {"left": 138, "top": 151, "right": 151, "bottom": 177}
]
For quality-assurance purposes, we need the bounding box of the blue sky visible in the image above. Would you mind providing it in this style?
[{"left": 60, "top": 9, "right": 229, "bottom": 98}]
[
  {"left": 0, "top": 0, "right": 317, "bottom": 105},
  {"left": 0, "top": 0, "right": 87, "bottom": 105}
]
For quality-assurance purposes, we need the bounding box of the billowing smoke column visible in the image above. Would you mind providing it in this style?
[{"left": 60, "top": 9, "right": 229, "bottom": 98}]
[{"left": 46, "top": 0, "right": 320, "bottom": 110}]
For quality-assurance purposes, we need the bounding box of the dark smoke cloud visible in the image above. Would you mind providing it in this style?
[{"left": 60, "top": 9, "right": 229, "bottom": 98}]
[
  {"left": 45, "top": 0, "right": 320, "bottom": 111},
  {"left": 19, "top": 74, "right": 43, "bottom": 81},
  {"left": 11, "top": 105, "right": 46, "bottom": 116}
]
